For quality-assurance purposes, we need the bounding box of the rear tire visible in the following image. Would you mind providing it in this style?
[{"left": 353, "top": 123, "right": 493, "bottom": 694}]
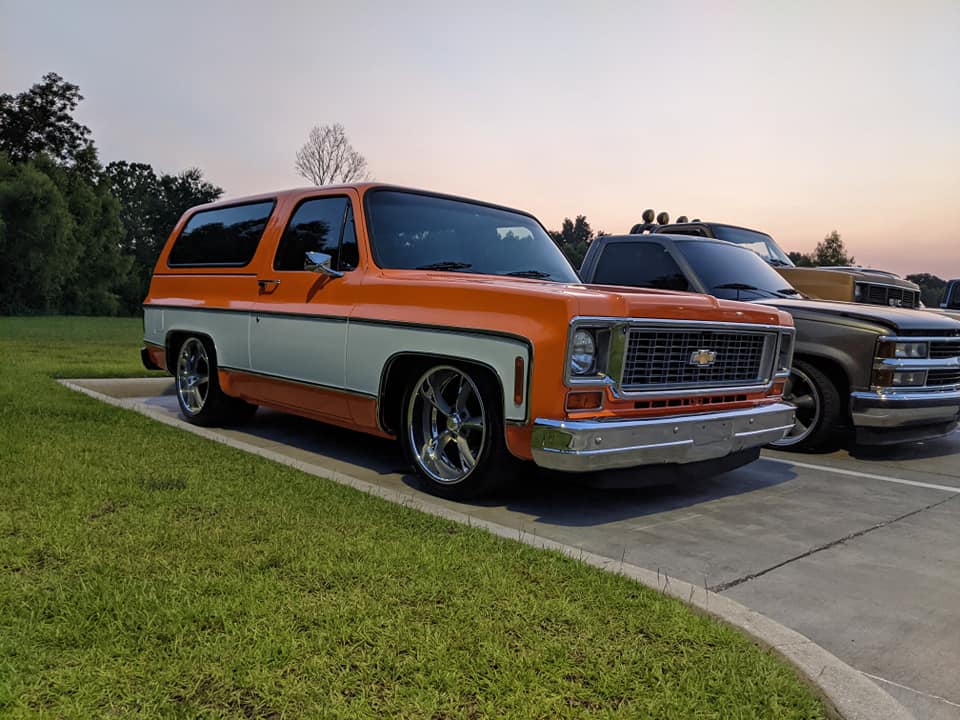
[
  {"left": 174, "top": 335, "right": 257, "bottom": 427},
  {"left": 401, "top": 364, "right": 513, "bottom": 500},
  {"left": 769, "top": 359, "right": 841, "bottom": 451}
]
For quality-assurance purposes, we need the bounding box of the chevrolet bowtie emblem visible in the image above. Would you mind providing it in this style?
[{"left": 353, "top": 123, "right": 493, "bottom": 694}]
[{"left": 689, "top": 349, "right": 718, "bottom": 367}]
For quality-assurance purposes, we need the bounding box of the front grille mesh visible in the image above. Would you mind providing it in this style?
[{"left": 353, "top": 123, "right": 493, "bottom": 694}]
[
  {"left": 929, "top": 341, "right": 960, "bottom": 360},
  {"left": 863, "top": 283, "right": 920, "bottom": 308},
  {"left": 927, "top": 369, "right": 960, "bottom": 387},
  {"left": 622, "top": 329, "right": 768, "bottom": 388}
]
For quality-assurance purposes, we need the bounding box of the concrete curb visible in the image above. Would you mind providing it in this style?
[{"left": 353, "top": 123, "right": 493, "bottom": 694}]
[{"left": 61, "top": 378, "right": 914, "bottom": 720}]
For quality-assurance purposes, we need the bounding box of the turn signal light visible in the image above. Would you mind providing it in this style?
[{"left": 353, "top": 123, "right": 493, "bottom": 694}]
[{"left": 566, "top": 391, "right": 603, "bottom": 411}]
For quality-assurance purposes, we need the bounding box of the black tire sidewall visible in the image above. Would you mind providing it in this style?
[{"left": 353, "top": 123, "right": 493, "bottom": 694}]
[{"left": 781, "top": 358, "right": 843, "bottom": 452}]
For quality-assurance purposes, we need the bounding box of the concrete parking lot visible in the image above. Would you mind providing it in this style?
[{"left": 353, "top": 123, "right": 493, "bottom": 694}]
[{"left": 72, "top": 378, "right": 960, "bottom": 720}]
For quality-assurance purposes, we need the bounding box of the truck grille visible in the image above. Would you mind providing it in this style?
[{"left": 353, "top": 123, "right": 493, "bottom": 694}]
[
  {"left": 862, "top": 283, "right": 920, "bottom": 308},
  {"left": 927, "top": 369, "right": 960, "bottom": 387},
  {"left": 622, "top": 329, "right": 770, "bottom": 389},
  {"left": 929, "top": 341, "right": 960, "bottom": 360}
]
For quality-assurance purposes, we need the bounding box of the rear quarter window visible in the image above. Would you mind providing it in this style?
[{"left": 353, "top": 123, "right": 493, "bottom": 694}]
[{"left": 167, "top": 200, "right": 275, "bottom": 267}]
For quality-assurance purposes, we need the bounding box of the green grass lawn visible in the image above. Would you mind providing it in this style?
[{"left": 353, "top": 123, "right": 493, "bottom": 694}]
[{"left": 0, "top": 317, "right": 826, "bottom": 719}]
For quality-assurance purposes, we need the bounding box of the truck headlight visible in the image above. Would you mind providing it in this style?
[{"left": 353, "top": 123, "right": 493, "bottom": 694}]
[
  {"left": 570, "top": 329, "right": 597, "bottom": 375},
  {"left": 892, "top": 370, "right": 927, "bottom": 386},
  {"left": 877, "top": 341, "right": 928, "bottom": 359},
  {"left": 776, "top": 330, "right": 795, "bottom": 376}
]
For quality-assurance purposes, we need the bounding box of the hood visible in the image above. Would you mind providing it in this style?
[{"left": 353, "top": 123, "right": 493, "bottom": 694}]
[
  {"left": 778, "top": 266, "right": 917, "bottom": 290},
  {"left": 570, "top": 282, "right": 787, "bottom": 326},
  {"left": 754, "top": 297, "right": 960, "bottom": 333},
  {"left": 395, "top": 271, "right": 789, "bottom": 327}
]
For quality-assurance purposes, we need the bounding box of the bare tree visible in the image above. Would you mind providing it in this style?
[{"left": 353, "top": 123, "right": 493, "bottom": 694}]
[{"left": 294, "top": 123, "right": 370, "bottom": 185}]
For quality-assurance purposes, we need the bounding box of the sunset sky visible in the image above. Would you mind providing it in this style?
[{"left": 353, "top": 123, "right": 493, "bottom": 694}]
[{"left": 3, "top": 0, "right": 958, "bottom": 278}]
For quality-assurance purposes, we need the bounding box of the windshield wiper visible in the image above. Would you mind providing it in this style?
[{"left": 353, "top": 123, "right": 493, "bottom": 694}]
[
  {"left": 415, "top": 261, "right": 473, "bottom": 271},
  {"left": 776, "top": 287, "right": 801, "bottom": 296},
  {"left": 503, "top": 269, "right": 552, "bottom": 279},
  {"left": 710, "top": 283, "right": 781, "bottom": 299},
  {"left": 767, "top": 258, "right": 790, "bottom": 267}
]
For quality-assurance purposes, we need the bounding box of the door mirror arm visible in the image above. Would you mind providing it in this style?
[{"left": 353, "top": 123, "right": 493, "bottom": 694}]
[{"left": 304, "top": 251, "right": 343, "bottom": 279}]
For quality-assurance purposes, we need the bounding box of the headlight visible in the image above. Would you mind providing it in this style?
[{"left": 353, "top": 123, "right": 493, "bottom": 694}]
[
  {"left": 892, "top": 370, "right": 927, "bottom": 386},
  {"left": 877, "top": 341, "right": 928, "bottom": 359},
  {"left": 854, "top": 283, "right": 863, "bottom": 301},
  {"left": 776, "top": 331, "right": 795, "bottom": 375},
  {"left": 570, "top": 329, "right": 597, "bottom": 375}
]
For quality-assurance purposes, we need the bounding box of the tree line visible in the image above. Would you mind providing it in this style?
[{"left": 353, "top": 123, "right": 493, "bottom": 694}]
[{"left": 0, "top": 73, "right": 222, "bottom": 315}]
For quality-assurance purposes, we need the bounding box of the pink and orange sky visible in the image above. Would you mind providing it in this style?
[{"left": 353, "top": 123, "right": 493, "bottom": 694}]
[{"left": 3, "top": 1, "right": 959, "bottom": 278}]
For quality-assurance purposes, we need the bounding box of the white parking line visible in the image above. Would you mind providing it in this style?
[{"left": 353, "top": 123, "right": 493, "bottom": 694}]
[{"left": 762, "top": 457, "right": 960, "bottom": 494}]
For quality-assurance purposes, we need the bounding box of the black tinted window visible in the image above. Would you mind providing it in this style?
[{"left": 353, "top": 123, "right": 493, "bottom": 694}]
[
  {"left": 365, "top": 190, "right": 580, "bottom": 283},
  {"left": 274, "top": 197, "right": 354, "bottom": 271},
  {"left": 675, "top": 240, "right": 797, "bottom": 300},
  {"left": 168, "top": 201, "right": 274, "bottom": 267},
  {"left": 592, "top": 242, "right": 690, "bottom": 291}
]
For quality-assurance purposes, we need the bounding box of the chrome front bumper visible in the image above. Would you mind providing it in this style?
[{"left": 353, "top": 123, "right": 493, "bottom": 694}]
[
  {"left": 850, "top": 389, "right": 960, "bottom": 428},
  {"left": 530, "top": 402, "right": 795, "bottom": 473}
]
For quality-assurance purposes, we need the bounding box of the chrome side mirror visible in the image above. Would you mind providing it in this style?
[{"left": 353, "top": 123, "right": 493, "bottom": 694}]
[{"left": 304, "top": 251, "right": 343, "bottom": 279}]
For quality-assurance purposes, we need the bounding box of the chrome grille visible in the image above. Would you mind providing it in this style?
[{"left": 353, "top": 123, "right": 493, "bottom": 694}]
[
  {"left": 927, "top": 369, "right": 960, "bottom": 387},
  {"left": 862, "top": 283, "right": 920, "bottom": 308},
  {"left": 622, "top": 329, "right": 769, "bottom": 389},
  {"left": 929, "top": 341, "right": 960, "bottom": 360}
]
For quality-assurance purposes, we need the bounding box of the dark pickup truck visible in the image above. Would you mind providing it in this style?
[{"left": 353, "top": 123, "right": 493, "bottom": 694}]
[{"left": 580, "top": 234, "right": 960, "bottom": 449}]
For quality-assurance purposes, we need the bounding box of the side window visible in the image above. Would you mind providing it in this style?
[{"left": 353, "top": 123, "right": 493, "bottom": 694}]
[
  {"left": 274, "top": 196, "right": 355, "bottom": 271},
  {"left": 593, "top": 242, "right": 690, "bottom": 291},
  {"left": 167, "top": 201, "right": 275, "bottom": 267}
]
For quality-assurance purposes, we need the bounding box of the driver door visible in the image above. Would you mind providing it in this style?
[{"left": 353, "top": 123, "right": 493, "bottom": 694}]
[{"left": 248, "top": 191, "right": 362, "bottom": 419}]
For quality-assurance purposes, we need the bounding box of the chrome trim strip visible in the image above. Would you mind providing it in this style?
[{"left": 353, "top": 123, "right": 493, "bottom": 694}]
[
  {"left": 875, "top": 357, "right": 960, "bottom": 371},
  {"left": 878, "top": 335, "right": 960, "bottom": 343},
  {"left": 853, "top": 388, "right": 960, "bottom": 401}
]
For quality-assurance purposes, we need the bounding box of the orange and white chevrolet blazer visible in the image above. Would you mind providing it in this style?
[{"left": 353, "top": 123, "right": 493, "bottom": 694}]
[{"left": 142, "top": 184, "right": 796, "bottom": 498}]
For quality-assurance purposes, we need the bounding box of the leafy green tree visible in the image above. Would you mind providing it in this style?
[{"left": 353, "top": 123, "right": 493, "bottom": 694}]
[
  {"left": 549, "top": 215, "right": 604, "bottom": 270},
  {"left": 106, "top": 162, "right": 222, "bottom": 312},
  {"left": 787, "top": 251, "right": 815, "bottom": 267},
  {"left": 36, "top": 157, "right": 131, "bottom": 315},
  {"left": 813, "top": 230, "right": 854, "bottom": 266},
  {"left": 0, "top": 73, "right": 97, "bottom": 174},
  {"left": 0, "top": 153, "right": 79, "bottom": 313},
  {"left": 905, "top": 273, "right": 946, "bottom": 308}
]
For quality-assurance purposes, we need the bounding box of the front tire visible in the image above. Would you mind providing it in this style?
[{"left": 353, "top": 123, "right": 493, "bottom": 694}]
[
  {"left": 401, "top": 364, "right": 512, "bottom": 500},
  {"left": 174, "top": 335, "right": 256, "bottom": 427},
  {"left": 769, "top": 359, "right": 842, "bottom": 451}
]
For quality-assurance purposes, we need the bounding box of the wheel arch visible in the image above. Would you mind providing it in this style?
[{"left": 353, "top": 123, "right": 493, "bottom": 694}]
[
  {"left": 164, "top": 329, "right": 221, "bottom": 373},
  {"left": 794, "top": 352, "right": 851, "bottom": 418},
  {"left": 377, "top": 352, "right": 506, "bottom": 437}
]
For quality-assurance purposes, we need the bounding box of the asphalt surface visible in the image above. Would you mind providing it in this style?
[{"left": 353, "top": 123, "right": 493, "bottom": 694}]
[{"left": 77, "top": 378, "right": 960, "bottom": 720}]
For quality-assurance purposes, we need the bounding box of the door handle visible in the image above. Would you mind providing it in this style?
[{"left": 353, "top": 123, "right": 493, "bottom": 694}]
[{"left": 258, "top": 279, "right": 281, "bottom": 291}]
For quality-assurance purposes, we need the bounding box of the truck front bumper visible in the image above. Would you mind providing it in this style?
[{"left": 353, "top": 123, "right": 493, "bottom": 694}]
[
  {"left": 850, "top": 389, "right": 960, "bottom": 445},
  {"left": 530, "top": 402, "right": 795, "bottom": 473}
]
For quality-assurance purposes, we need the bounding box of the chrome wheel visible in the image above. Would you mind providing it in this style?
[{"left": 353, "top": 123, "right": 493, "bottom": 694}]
[
  {"left": 407, "top": 366, "right": 486, "bottom": 485},
  {"left": 772, "top": 366, "right": 821, "bottom": 447},
  {"left": 176, "top": 338, "right": 210, "bottom": 416}
]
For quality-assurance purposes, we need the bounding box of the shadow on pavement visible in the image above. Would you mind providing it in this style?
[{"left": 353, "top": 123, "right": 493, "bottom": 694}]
[{"left": 848, "top": 430, "right": 960, "bottom": 462}]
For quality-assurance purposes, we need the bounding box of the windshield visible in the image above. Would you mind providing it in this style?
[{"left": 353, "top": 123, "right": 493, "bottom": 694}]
[
  {"left": 365, "top": 190, "right": 580, "bottom": 283},
  {"left": 675, "top": 240, "right": 800, "bottom": 301},
  {"left": 710, "top": 226, "right": 795, "bottom": 267}
]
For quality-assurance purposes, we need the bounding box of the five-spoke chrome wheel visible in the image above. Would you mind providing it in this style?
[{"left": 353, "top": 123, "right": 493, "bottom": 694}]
[
  {"left": 407, "top": 366, "right": 487, "bottom": 485},
  {"left": 176, "top": 337, "right": 210, "bottom": 416},
  {"left": 772, "top": 366, "right": 821, "bottom": 447}
]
